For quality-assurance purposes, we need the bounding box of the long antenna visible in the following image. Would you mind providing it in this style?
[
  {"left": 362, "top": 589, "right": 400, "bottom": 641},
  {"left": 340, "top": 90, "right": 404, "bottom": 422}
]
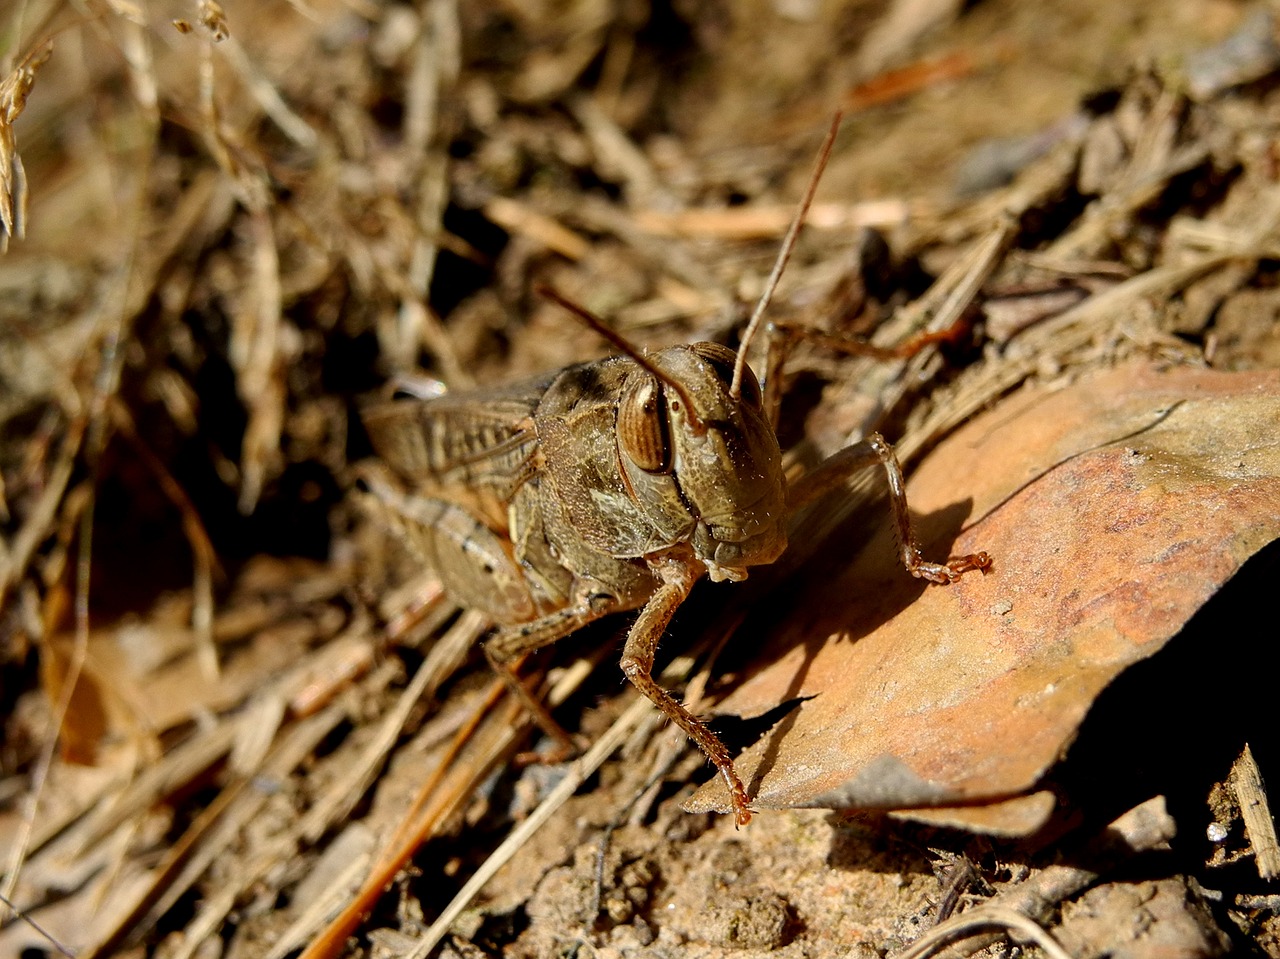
[
  {"left": 730, "top": 112, "right": 844, "bottom": 400},
  {"left": 534, "top": 284, "right": 707, "bottom": 434}
]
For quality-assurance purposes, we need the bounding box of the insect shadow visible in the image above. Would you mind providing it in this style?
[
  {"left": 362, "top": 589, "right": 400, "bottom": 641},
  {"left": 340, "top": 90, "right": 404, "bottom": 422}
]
[{"left": 703, "top": 493, "right": 984, "bottom": 799}]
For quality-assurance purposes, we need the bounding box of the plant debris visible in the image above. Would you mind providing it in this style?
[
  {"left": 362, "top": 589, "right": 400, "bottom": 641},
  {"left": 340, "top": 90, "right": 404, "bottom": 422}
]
[{"left": 1, "top": 2, "right": 1279, "bottom": 958}]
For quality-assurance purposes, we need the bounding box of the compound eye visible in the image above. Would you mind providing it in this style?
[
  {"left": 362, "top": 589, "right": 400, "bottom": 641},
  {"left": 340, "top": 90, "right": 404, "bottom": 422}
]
[{"left": 617, "top": 376, "right": 671, "bottom": 473}]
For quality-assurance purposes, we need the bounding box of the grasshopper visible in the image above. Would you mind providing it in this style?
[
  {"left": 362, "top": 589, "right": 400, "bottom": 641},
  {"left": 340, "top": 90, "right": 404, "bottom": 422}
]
[{"left": 359, "top": 118, "right": 990, "bottom": 826}]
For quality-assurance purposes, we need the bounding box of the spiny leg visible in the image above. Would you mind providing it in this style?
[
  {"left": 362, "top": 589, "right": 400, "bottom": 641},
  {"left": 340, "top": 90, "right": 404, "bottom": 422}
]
[
  {"left": 759, "top": 316, "right": 975, "bottom": 430},
  {"left": 485, "top": 595, "right": 619, "bottom": 759},
  {"left": 787, "top": 432, "right": 991, "bottom": 584},
  {"left": 618, "top": 554, "right": 752, "bottom": 827}
]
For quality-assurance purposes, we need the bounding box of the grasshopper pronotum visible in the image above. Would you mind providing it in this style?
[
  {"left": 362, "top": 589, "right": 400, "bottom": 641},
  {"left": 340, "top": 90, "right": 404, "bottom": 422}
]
[{"left": 359, "top": 118, "right": 990, "bottom": 826}]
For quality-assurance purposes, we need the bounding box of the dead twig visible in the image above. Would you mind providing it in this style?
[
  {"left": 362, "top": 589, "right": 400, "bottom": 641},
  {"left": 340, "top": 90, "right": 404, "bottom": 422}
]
[
  {"left": 890, "top": 905, "right": 1074, "bottom": 959},
  {"left": 897, "top": 797, "right": 1176, "bottom": 959},
  {"left": 1231, "top": 743, "right": 1280, "bottom": 880},
  {"left": 407, "top": 693, "right": 655, "bottom": 959}
]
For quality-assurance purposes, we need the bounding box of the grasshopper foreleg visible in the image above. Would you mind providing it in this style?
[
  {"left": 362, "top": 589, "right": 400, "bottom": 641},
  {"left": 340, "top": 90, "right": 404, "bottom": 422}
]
[
  {"left": 787, "top": 432, "right": 991, "bottom": 584},
  {"left": 619, "top": 550, "right": 753, "bottom": 827}
]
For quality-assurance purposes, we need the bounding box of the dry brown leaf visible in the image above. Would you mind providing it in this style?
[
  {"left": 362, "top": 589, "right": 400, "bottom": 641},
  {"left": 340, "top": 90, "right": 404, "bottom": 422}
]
[{"left": 688, "top": 361, "right": 1280, "bottom": 820}]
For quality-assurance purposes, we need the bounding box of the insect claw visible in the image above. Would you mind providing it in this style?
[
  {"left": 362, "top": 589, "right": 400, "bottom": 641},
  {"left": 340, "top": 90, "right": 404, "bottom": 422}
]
[{"left": 945, "top": 551, "right": 993, "bottom": 579}]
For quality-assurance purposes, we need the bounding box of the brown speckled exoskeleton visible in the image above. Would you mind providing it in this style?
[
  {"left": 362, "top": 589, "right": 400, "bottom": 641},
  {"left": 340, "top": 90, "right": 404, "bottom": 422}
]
[{"left": 358, "top": 119, "right": 990, "bottom": 826}]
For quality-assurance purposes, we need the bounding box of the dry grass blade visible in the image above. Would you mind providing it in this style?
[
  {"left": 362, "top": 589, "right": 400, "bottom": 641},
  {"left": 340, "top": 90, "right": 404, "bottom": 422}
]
[
  {"left": 79, "top": 706, "right": 348, "bottom": 959},
  {"left": 296, "top": 611, "right": 487, "bottom": 843},
  {"left": 299, "top": 654, "right": 600, "bottom": 959},
  {"left": 297, "top": 684, "right": 521, "bottom": 959},
  {"left": 890, "top": 905, "right": 1075, "bottom": 959},
  {"left": 233, "top": 210, "right": 286, "bottom": 513},
  {"left": 632, "top": 199, "right": 915, "bottom": 239},
  {"left": 407, "top": 693, "right": 655, "bottom": 959},
  {"left": 0, "top": 419, "right": 84, "bottom": 609},
  {"left": 0, "top": 39, "right": 50, "bottom": 251},
  {"left": 2, "top": 469, "right": 94, "bottom": 919}
]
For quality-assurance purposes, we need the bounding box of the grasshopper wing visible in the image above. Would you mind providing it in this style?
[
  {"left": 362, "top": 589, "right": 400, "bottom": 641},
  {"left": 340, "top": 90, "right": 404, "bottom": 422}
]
[{"left": 362, "top": 373, "right": 559, "bottom": 532}]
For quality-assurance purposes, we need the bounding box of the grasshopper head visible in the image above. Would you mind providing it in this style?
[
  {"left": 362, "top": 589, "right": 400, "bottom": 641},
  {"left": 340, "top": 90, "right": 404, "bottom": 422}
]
[{"left": 616, "top": 342, "right": 788, "bottom": 582}]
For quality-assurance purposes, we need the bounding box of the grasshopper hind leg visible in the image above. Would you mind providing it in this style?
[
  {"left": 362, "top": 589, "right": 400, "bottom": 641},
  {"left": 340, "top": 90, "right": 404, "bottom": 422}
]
[
  {"left": 485, "top": 592, "right": 622, "bottom": 761},
  {"left": 787, "top": 432, "right": 992, "bottom": 582}
]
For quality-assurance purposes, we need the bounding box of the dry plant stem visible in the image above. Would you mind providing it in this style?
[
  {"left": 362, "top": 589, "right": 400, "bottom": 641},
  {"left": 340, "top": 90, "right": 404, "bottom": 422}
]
[
  {"left": 0, "top": 418, "right": 82, "bottom": 610},
  {"left": 381, "top": 574, "right": 449, "bottom": 642},
  {"left": 393, "top": 0, "right": 463, "bottom": 384},
  {"left": 762, "top": 217, "right": 1014, "bottom": 556},
  {"left": 890, "top": 905, "right": 1074, "bottom": 959},
  {"left": 81, "top": 707, "right": 348, "bottom": 959},
  {"left": 571, "top": 94, "right": 670, "bottom": 207},
  {"left": 485, "top": 195, "right": 591, "bottom": 259},
  {"left": 872, "top": 218, "right": 1017, "bottom": 447},
  {"left": 159, "top": 709, "right": 356, "bottom": 959},
  {"left": 70, "top": 729, "right": 239, "bottom": 857},
  {"left": 81, "top": 771, "right": 246, "bottom": 959},
  {"left": 108, "top": 398, "right": 222, "bottom": 676},
  {"left": 914, "top": 797, "right": 1176, "bottom": 959},
  {"left": 1231, "top": 742, "right": 1280, "bottom": 880},
  {"left": 631, "top": 199, "right": 914, "bottom": 240},
  {"left": 367, "top": 672, "right": 505, "bottom": 869},
  {"left": 301, "top": 657, "right": 597, "bottom": 959},
  {"left": 5, "top": 32, "right": 164, "bottom": 907},
  {"left": 406, "top": 694, "right": 658, "bottom": 959},
  {"left": 575, "top": 193, "right": 729, "bottom": 299},
  {"left": 4, "top": 385, "right": 110, "bottom": 911},
  {"left": 0, "top": 39, "right": 52, "bottom": 248},
  {"left": 298, "top": 682, "right": 517, "bottom": 959},
  {"left": 263, "top": 829, "right": 376, "bottom": 959},
  {"left": 761, "top": 314, "right": 975, "bottom": 427},
  {"left": 900, "top": 251, "right": 1242, "bottom": 468},
  {"left": 216, "top": 35, "right": 317, "bottom": 149},
  {"left": 235, "top": 209, "right": 285, "bottom": 514},
  {"left": 298, "top": 612, "right": 488, "bottom": 843}
]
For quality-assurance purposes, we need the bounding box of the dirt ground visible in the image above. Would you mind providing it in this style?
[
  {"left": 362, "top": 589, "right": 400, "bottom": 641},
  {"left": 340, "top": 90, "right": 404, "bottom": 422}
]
[{"left": 2, "top": 1, "right": 1280, "bottom": 957}]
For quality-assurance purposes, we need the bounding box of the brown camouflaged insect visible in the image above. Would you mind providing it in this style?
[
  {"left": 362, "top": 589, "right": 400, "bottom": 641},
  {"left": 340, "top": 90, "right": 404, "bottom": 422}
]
[{"left": 359, "top": 117, "right": 990, "bottom": 826}]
